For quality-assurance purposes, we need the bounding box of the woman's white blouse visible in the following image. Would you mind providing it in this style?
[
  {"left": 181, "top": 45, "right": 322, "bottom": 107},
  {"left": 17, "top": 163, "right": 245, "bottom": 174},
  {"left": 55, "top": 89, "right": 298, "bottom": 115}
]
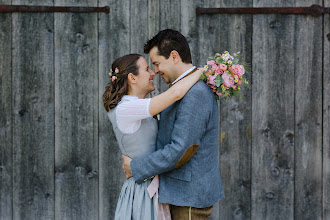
[{"left": 115, "top": 95, "right": 152, "bottom": 134}]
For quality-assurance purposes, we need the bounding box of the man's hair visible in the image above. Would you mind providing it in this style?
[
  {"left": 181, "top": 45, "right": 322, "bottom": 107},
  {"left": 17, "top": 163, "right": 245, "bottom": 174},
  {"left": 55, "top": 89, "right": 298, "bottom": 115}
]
[{"left": 144, "top": 29, "right": 192, "bottom": 64}]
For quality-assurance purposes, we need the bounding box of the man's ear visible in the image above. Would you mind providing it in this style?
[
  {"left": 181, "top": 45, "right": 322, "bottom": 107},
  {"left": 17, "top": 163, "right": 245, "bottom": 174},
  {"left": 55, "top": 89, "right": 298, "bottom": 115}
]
[
  {"left": 127, "top": 73, "right": 136, "bottom": 84},
  {"left": 170, "top": 50, "right": 181, "bottom": 64}
]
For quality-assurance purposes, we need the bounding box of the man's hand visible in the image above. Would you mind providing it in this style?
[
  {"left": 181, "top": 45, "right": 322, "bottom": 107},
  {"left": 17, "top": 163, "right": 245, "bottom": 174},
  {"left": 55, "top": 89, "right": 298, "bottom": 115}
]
[{"left": 122, "top": 155, "right": 133, "bottom": 179}]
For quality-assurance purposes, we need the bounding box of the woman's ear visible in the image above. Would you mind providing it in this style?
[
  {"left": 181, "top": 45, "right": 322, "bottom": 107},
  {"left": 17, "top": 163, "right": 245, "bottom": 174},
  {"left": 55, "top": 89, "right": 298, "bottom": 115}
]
[
  {"left": 127, "top": 73, "right": 136, "bottom": 84},
  {"left": 170, "top": 50, "right": 181, "bottom": 64}
]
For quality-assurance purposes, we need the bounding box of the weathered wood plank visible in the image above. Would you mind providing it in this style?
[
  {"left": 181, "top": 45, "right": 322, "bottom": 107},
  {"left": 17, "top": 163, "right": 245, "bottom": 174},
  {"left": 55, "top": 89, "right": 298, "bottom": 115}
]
[
  {"left": 157, "top": 0, "right": 181, "bottom": 93},
  {"left": 130, "top": 0, "right": 148, "bottom": 57},
  {"left": 323, "top": 0, "right": 330, "bottom": 218},
  {"left": 181, "top": 0, "right": 199, "bottom": 65},
  {"left": 54, "top": 0, "right": 98, "bottom": 219},
  {"left": 251, "top": 1, "right": 295, "bottom": 220},
  {"left": 294, "top": 1, "right": 323, "bottom": 220},
  {"left": 196, "top": 0, "right": 221, "bottom": 66},
  {"left": 98, "top": 0, "right": 130, "bottom": 219},
  {"left": 217, "top": 0, "right": 253, "bottom": 219},
  {"left": 12, "top": 0, "right": 55, "bottom": 219},
  {"left": 0, "top": 0, "right": 12, "bottom": 219},
  {"left": 148, "top": 0, "right": 160, "bottom": 98}
]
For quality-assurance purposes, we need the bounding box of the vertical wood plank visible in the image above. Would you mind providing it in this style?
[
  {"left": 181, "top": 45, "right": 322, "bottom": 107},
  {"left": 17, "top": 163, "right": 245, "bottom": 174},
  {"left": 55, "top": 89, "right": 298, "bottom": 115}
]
[
  {"left": 148, "top": 0, "right": 160, "bottom": 97},
  {"left": 217, "top": 0, "right": 253, "bottom": 219},
  {"left": 196, "top": 0, "right": 221, "bottom": 66},
  {"left": 54, "top": 0, "right": 98, "bottom": 219},
  {"left": 98, "top": 0, "right": 130, "bottom": 219},
  {"left": 323, "top": 0, "right": 330, "bottom": 218},
  {"left": 156, "top": 0, "right": 181, "bottom": 93},
  {"left": 251, "top": 1, "right": 295, "bottom": 220},
  {"left": 130, "top": 0, "right": 148, "bottom": 57},
  {"left": 0, "top": 0, "right": 12, "bottom": 219},
  {"left": 181, "top": 0, "right": 199, "bottom": 65},
  {"left": 294, "top": 1, "right": 323, "bottom": 220},
  {"left": 12, "top": 0, "right": 55, "bottom": 219}
]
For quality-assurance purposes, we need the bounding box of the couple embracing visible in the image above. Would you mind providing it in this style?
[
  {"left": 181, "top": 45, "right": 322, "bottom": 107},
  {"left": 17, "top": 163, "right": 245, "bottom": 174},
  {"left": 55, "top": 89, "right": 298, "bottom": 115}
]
[{"left": 103, "top": 29, "right": 224, "bottom": 219}]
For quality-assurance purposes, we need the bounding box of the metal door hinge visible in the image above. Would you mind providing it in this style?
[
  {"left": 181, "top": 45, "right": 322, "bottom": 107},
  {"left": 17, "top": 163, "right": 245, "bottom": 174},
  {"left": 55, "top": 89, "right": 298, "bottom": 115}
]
[
  {"left": 196, "top": 4, "right": 329, "bottom": 17},
  {"left": 0, "top": 4, "right": 109, "bottom": 13}
]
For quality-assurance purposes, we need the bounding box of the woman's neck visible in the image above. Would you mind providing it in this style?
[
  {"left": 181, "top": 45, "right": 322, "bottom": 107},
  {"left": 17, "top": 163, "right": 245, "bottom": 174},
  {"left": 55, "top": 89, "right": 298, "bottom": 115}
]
[{"left": 127, "top": 89, "right": 147, "bottom": 99}]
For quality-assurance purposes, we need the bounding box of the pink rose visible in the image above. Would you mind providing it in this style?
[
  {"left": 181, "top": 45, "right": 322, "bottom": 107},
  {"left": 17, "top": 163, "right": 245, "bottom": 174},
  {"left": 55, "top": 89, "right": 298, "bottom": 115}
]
[
  {"left": 219, "top": 64, "right": 227, "bottom": 71},
  {"left": 229, "top": 65, "right": 245, "bottom": 77},
  {"left": 237, "top": 80, "right": 242, "bottom": 85},
  {"left": 207, "top": 60, "right": 215, "bottom": 66},
  {"left": 205, "top": 70, "right": 212, "bottom": 77},
  {"left": 207, "top": 74, "right": 217, "bottom": 88},
  {"left": 222, "top": 71, "right": 235, "bottom": 88},
  {"left": 216, "top": 91, "right": 222, "bottom": 96},
  {"left": 213, "top": 65, "right": 223, "bottom": 75}
]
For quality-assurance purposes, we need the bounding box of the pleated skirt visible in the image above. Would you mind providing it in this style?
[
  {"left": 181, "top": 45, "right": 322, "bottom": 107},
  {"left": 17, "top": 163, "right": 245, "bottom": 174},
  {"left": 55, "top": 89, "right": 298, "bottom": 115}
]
[{"left": 114, "top": 178, "right": 157, "bottom": 220}]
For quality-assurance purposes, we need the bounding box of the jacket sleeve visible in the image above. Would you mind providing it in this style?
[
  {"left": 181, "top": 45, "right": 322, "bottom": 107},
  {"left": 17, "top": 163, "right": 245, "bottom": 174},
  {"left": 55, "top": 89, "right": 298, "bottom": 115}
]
[{"left": 130, "top": 83, "right": 214, "bottom": 183}]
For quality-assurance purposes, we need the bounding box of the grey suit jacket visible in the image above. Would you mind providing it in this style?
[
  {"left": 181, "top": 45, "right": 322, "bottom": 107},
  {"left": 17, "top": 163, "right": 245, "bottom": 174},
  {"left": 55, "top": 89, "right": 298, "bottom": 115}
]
[{"left": 131, "top": 81, "right": 224, "bottom": 208}]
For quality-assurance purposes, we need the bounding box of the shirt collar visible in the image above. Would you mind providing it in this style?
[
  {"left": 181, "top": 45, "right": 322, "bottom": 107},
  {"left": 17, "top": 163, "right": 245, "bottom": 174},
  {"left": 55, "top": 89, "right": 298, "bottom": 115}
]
[
  {"left": 171, "top": 66, "right": 196, "bottom": 85},
  {"left": 119, "top": 95, "right": 139, "bottom": 104}
]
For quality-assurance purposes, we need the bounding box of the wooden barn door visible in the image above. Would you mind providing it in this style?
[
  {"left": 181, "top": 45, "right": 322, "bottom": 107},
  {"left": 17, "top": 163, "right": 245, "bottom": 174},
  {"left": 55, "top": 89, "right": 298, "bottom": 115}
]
[{"left": 196, "top": 0, "right": 328, "bottom": 220}]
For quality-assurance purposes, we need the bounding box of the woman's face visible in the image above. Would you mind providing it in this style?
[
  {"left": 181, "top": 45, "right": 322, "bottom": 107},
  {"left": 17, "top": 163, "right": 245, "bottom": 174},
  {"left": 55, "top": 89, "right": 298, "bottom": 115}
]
[{"left": 135, "top": 57, "right": 156, "bottom": 95}]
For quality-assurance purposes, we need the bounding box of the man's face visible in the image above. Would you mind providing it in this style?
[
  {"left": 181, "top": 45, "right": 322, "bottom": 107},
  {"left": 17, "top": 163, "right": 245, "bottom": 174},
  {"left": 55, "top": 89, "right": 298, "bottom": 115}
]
[{"left": 149, "top": 47, "right": 176, "bottom": 84}]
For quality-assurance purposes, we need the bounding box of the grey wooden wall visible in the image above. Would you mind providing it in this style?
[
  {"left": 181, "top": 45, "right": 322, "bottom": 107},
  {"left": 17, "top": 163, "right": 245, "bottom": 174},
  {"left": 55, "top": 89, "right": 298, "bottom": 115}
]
[{"left": 0, "top": 0, "right": 329, "bottom": 219}]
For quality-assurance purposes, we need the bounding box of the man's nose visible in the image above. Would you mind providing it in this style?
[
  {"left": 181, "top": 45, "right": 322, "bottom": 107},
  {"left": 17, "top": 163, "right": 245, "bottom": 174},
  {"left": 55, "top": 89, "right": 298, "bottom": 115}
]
[{"left": 154, "top": 66, "right": 159, "bottom": 74}]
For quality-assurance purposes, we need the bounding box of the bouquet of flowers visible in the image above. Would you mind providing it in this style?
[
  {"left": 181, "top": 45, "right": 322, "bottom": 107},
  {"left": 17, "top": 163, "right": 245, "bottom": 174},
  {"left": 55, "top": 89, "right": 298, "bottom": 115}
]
[{"left": 200, "top": 51, "right": 250, "bottom": 100}]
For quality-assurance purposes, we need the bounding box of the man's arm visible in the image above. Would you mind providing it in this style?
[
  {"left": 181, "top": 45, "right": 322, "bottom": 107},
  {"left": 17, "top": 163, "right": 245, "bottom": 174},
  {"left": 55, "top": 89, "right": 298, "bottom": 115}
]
[{"left": 129, "top": 83, "right": 214, "bottom": 183}]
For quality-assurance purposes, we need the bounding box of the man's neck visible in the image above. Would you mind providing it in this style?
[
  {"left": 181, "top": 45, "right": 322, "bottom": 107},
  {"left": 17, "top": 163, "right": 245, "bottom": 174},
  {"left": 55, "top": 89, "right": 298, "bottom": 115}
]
[{"left": 173, "top": 63, "right": 194, "bottom": 81}]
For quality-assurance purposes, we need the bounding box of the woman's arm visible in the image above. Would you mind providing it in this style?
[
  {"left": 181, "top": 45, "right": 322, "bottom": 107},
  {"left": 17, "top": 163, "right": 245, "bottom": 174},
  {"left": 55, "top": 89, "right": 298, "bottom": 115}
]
[{"left": 149, "top": 68, "right": 203, "bottom": 116}]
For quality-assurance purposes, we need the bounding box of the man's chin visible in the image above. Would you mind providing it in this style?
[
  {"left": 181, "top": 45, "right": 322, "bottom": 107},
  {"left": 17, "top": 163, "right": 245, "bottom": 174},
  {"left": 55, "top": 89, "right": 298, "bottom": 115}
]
[{"left": 161, "top": 76, "right": 170, "bottom": 84}]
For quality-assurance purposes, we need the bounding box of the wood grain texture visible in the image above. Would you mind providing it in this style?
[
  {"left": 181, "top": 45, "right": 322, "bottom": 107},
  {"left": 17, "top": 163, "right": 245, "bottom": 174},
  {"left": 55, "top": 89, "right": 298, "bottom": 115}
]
[
  {"left": 12, "top": 0, "right": 55, "bottom": 219},
  {"left": 98, "top": 0, "right": 130, "bottom": 219},
  {"left": 147, "top": 0, "right": 160, "bottom": 98},
  {"left": 196, "top": 0, "right": 221, "bottom": 66},
  {"left": 217, "top": 0, "right": 253, "bottom": 219},
  {"left": 323, "top": 0, "right": 330, "bottom": 218},
  {"left": 54, "top": 0, "right": 98, "bottom": 219},
  {"left": 130, "top": 0, "right": 148, "bottom": 57},
  {"left": 181, "top": 0, "right": 199, "bottom": 66},
  {"left": 157, "top": 0, "right": 181, "bottom": 93},
  {"left": 252, "top": 1, "right": 295, "bottom": 220},
  {"left": 294, "top": 1, "right": 323, "bottom": 220},
  {"left": 0, "top": 0, "right": 12, "bottom": 219}
]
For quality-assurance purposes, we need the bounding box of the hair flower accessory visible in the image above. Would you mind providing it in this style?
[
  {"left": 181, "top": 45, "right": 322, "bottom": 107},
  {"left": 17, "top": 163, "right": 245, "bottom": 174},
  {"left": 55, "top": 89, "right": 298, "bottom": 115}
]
[
  {"left": 108, "top": 67, "right": 119, "bottom": 82},
  {"left": 111, "top": 76, "right": 117, "bottom": 82}
]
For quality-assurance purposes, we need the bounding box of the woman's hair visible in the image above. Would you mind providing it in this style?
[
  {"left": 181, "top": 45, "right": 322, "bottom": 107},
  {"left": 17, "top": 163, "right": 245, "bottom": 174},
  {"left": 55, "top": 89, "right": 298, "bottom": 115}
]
[{"left": 102, "top": 54, "right": 142, "bottom": 112}]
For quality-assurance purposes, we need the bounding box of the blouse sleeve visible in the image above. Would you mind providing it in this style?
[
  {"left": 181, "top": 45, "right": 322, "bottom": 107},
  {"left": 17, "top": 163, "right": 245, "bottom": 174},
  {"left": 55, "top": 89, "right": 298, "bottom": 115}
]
[{"left": 116, "top": 98, "right": 152, "bottom": 134}]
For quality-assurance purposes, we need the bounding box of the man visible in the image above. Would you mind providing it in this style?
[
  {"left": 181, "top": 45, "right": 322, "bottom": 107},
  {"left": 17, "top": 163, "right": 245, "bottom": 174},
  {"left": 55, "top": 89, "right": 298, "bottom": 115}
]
[{"left": 122, "top": 29, "right": 224, "bottom": 219}]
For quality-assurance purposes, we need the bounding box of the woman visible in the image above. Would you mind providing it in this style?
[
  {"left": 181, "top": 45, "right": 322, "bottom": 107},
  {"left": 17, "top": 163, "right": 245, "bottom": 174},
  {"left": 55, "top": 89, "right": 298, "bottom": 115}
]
[{"left": 102, "top": 54, "right": 202, "bottom": 220}]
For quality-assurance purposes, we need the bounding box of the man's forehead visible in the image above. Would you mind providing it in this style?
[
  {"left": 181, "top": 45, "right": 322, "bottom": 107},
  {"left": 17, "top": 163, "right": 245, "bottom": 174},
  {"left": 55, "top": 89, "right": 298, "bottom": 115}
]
[{"left": 150, "top": 47, "right": 164, "bottom": 64}]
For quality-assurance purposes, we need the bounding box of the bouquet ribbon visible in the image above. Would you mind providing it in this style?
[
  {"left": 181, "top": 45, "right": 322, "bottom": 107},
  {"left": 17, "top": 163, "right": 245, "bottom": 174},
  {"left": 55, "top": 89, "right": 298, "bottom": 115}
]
[{"left": 147, "top": 175, "right": 172, "bottom": 220}]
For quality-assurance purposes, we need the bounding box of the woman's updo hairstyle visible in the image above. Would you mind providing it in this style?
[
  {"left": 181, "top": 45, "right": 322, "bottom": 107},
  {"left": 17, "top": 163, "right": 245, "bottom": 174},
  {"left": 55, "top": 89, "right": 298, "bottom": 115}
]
[{"left": 103, "top": 54, "right": 142, "bottom": 112}]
